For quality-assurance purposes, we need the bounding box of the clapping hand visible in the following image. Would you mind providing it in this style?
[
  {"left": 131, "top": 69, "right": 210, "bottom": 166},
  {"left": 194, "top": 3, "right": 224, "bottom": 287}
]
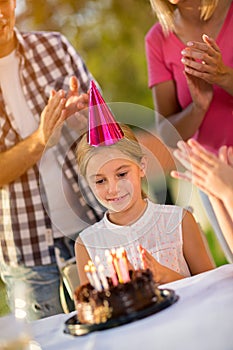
[
  {"left": 171, "top": 139, "right": 233, "bottom": 200},
  {"left": 65, "top": 76, "right": 89, "bottom": 116},
  {"left": 180, "top": 34, "right": 227, "bottom": 113},
  {"left": 38, "top": 89, "right": 67, "bottom": 148},
  {"left": 181, "top": 34, "right": 226, "bottom": 86},
  {"left": 65, "top": 76, "right": 89, "bottom": 134}
]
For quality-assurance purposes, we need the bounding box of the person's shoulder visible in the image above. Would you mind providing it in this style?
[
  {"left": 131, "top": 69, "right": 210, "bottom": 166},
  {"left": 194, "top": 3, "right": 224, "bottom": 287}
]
[
  {"left": 145, "top": 22, "right": 163, "bottom": 41},
  {"left": 149, "top": 200, "right": 183, "bottom": 214},
  {"left": 79, "top": 219, "right": 105, "bottom": 238},
  {"left": 20, "top": 30, "right": 67, "bottom": 44}
]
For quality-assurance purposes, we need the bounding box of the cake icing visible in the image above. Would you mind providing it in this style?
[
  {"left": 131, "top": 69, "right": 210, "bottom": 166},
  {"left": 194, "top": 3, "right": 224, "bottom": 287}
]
[{"left": 74, "top": 268, "right": 161, "bottom": 324}]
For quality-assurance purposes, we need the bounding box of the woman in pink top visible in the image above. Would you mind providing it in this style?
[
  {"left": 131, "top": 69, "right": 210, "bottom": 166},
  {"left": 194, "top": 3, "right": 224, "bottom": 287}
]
[{"left": 145, "top": 0, "right": 233, "bottom": 262}]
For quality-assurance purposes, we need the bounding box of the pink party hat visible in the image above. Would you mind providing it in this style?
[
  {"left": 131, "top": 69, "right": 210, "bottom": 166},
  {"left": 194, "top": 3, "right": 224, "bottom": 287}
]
[{"left": 88, "top": 80, "right": 124, "bottom": 146}]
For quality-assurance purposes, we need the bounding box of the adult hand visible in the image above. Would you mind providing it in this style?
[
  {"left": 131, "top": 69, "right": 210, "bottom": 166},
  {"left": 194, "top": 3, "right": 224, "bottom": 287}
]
[
  {"left": 37, "top": 89, "right": 67, "bottom": 148},
  {"left": 171, "top": 139, "right": 233, "bottom": 200},
  {"left": 65, "top": 76, "right": 89, "bottom": 117},
  {"left": 181, "top": 34, "right": 228, "bottom": 86},
  {"left": 65, "top": 76, "right": 89, "bottom": 134},
  {"left": 219, "top": 145, "right": 233, "bottom": 167},
  {"left": 185, "top": 71, "right": 213, "bottom": 113}
]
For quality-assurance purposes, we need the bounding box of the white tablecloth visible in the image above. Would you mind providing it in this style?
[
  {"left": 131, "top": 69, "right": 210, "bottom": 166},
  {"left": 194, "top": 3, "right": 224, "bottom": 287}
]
[{"left": 29, "top": 264, "right": 233, "bottom": 350}]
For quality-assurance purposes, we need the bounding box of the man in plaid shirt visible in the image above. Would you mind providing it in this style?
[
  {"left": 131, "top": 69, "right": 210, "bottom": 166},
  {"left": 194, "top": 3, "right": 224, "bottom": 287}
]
[{"left": 0, "top": 0, "right": 104, "bottom": 319}]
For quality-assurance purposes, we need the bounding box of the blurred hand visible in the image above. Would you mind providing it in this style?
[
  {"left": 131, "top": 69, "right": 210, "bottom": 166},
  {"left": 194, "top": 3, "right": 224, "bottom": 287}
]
[
  {"left": 171, "top": 139, "right": 233, "bottom": 200},
  {"left": 38, "top": 89, "right": 67, "bottom": 148},
  {"left": 65, "top": 76, "right": 89, "bottom": 117},
  {"left": 219, "top": 145, "right": 233, "bottom": 167},
  {"left": 65, "top": 76, "right": 89, "bottom": 134}
]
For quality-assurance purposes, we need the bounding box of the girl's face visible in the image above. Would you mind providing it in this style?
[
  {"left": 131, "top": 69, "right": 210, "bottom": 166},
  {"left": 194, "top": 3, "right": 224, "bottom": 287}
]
[{"left": 86, "top": 148, "right": 146, "bottom": 214}]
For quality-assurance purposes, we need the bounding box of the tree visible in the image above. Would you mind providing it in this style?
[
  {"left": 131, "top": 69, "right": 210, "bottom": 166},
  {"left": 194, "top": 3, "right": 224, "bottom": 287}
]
[{"left": 17, "top": 0, "right": 156, "bottom": 110}]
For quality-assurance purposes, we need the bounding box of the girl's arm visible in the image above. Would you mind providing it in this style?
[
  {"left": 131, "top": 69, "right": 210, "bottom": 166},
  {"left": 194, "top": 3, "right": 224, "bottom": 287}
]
[
  {"left": 182, "top": 210, "right": 215, "bottom": 275},
  {"left": 75, "top": 237, "right": 92, "bottom": 285},
  {"left": 139, "top": 209, "right": 214, "bottom": 284}
]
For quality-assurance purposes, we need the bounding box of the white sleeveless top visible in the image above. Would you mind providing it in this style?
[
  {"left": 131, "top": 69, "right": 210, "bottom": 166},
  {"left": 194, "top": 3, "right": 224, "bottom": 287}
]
[{"left": 79, "top": 199, "right": 191, "bottom": 277}]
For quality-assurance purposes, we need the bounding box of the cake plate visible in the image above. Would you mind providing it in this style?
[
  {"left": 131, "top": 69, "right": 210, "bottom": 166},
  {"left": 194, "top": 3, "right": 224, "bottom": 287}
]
[{"left": 64, "top": 288, "right": 179, "bottom": 336}]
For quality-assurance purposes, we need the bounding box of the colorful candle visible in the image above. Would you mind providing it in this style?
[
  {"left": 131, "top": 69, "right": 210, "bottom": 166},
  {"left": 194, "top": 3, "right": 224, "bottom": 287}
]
[
  {"left": 84, "top": 265, "right": 95, "bottom": 287},
  {"left": 111, "top": 249, "right": 124, "bottom": 283},
  {"left": 137, "top": 245, "right": 146, "bottom": 269},
  {"left": 117, "top": 248, "right": 130, "bottom": 283},
  {"left": 90, "top": 265, "right": 103, "bottom": 292},
  {"left": 97, "top": 264, "right": 109, "bottom": 290},
  {"left": 107, "top": 254, "right": 118, "bottom": 286}
]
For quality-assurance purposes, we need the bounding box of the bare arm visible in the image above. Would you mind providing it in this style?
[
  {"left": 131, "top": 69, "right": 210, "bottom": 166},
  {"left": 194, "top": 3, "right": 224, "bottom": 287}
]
[
  {"left": 182, "top": 210, "right": 215, "bottom": 275},
  {"left": 209, "top": 196, "right": 233, "bottom": 252},
  {"left": 75, "top": 236, "right": 92, "bottom": 285},
  {"left": 0, "top": 76, "right": 90, "bottom": 187},
  {"left": 0, "top": 90, "right": 66, "bottom": 187},
  {"left": 152, "top": 77, "right": 212, "bottom": 145},
  {"left": 138, "top": 209, "right": 214, "bottom": 284}
]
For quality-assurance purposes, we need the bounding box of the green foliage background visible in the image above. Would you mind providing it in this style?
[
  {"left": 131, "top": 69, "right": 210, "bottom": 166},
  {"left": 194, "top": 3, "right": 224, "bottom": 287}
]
[
  {"left": 0, "top": 0, "right": 227, "bottom": 318},
  {"left": 17, "top": 0, "right": 155, "bottom": 107}
]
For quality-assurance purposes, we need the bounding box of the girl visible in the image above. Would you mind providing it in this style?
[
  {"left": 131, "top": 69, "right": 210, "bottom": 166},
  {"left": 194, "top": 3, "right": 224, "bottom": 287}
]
[{"left": 75, "top": 124, "right": 214, "bottom": 285}]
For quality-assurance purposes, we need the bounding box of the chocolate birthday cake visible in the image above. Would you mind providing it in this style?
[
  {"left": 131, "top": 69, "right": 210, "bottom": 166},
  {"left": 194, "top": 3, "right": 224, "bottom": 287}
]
[{"left": 74, "top": 268, "right": 161, "bottom": 325}]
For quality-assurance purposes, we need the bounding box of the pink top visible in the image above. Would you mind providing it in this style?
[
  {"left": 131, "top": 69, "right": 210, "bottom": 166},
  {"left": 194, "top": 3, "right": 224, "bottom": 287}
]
[{"left": 145, "top": 2, "right": 233, "bottom": 153}]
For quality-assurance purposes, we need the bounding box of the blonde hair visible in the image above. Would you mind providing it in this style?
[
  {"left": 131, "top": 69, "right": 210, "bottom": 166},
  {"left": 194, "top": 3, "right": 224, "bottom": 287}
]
[
  {"left": 76, "top": 124, "right": 148, "bottom": 198},
  {"left": 149, "top": 0, "right": 219, "bottom": 35}
]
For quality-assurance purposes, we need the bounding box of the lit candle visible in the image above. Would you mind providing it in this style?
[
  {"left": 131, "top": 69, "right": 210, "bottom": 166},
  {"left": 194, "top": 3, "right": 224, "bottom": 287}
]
[
  {"left": 88, "top": 260, "right": 94, "bottom": 268},
  {"left": 84, "top": 265, "right": 95, "bottom": 287},
  {"left": 117, "top": 248, "right": 130, "bottom": 283},
  {"left": 111, "top": 249, "right": 123, "bottom": 283},
  {"left": 97, "top": 264, "right": 109, "bottom": 290},
  {"left": 95, "top": 256, "right": 101, "bottom": 264},
  {"left": 90, "top": 265, "right": 102, "bottom": 292},
  {"left": 94, "top": 255, "right": 109, "bottom": 290},
  {"left": 137, "top": 245, "right": 146, "bottom": 269},
  {"left": 107, "top": 254, "right": 118, "bottom": 286}
]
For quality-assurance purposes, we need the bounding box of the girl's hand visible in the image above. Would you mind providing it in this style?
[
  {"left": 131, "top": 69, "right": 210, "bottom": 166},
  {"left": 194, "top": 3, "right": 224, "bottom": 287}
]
[
  {"left": 138, "top": 245, "right": 163, "bottom": 283},
  {"left": 138, "top": 245, "right": 184, "bottom": 284}
]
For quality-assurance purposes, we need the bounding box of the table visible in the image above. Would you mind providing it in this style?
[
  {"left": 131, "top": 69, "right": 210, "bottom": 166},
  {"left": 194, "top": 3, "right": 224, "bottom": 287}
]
[{"left": 29, "top": 264, "right": 233, "bottom": 350}]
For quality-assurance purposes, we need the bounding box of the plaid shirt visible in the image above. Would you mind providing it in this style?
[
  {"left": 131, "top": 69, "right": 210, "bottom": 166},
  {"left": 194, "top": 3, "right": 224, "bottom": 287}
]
[{"left": 0, "top": 29, "right": 104, "bottom": 267}]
